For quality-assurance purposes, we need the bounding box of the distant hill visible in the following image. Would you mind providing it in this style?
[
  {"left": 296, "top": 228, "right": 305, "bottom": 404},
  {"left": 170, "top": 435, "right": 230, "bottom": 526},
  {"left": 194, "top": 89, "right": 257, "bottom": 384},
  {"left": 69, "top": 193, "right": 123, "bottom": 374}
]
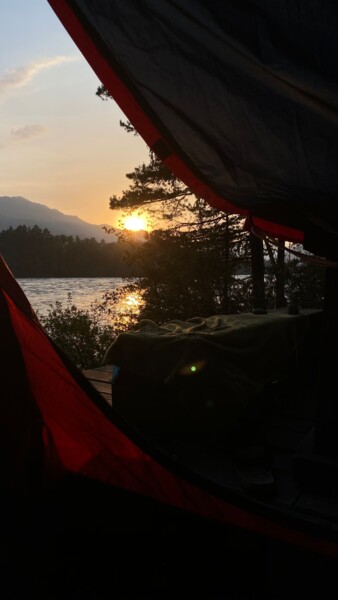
[{"left": 0, "top": 196, "right": 116, "bottom": 242}]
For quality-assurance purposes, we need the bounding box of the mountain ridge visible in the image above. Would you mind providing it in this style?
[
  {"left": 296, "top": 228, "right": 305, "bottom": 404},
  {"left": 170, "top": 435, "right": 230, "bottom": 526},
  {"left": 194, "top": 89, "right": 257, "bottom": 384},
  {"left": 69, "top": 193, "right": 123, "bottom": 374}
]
[{"left": 0, "top": 196, "right": 116, "bottom": 242}]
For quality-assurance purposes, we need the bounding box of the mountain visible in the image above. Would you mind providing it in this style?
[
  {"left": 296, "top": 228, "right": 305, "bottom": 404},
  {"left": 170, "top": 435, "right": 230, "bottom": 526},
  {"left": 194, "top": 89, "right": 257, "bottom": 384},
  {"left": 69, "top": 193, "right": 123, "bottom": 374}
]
[{"left": 0, "top": 196, "right": 116, "bottom": 242}]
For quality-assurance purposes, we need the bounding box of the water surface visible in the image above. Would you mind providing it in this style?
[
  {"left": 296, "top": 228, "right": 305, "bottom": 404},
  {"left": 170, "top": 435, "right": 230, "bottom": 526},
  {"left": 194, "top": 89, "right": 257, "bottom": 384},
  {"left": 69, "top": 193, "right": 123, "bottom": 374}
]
[{"left": 18, "top": 277, "right": 129, "bottom": 318}]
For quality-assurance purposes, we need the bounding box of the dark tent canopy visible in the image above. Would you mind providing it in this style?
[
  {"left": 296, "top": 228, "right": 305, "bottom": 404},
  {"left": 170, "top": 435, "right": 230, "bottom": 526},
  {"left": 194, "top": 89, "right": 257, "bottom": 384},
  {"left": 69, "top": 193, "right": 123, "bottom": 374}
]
[{"left": 48, "top": 0, "right": 338, "bottom": 254}]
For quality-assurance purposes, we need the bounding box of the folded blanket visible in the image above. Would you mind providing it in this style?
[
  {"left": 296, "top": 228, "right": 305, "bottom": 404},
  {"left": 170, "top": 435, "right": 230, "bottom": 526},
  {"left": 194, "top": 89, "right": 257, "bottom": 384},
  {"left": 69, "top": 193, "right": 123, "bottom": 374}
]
[{"left": 104, "top": 310, "right": 316, "bottom": 435}]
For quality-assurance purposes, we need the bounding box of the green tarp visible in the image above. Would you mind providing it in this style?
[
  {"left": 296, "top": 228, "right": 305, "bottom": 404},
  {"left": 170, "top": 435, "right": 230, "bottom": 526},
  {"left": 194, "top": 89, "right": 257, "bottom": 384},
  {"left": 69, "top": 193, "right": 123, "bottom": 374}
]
[{"left": 104, "top": 310, "right": 313, "bottom": 435}]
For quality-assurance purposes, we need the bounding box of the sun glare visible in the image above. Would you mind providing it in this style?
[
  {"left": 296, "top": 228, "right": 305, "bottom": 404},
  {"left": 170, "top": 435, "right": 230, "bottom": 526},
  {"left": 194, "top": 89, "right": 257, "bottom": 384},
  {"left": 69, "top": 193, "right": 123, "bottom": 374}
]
[{"left": 123, "top": 214, "right": 148, "bottom": 231}]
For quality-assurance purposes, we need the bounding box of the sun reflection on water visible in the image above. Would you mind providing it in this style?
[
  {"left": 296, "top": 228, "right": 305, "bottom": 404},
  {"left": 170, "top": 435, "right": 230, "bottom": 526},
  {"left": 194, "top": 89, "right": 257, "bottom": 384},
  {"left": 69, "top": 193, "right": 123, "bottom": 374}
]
[{"left": 111, "top": 287, "right": 144, "bottom": 329}]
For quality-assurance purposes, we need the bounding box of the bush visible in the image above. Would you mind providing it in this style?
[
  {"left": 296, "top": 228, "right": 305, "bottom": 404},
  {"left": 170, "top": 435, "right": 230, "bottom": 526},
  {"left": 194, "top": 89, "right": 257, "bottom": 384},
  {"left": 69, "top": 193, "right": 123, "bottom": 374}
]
[{"left": 40, "top": 288, "right": 139, "bottom": 370}]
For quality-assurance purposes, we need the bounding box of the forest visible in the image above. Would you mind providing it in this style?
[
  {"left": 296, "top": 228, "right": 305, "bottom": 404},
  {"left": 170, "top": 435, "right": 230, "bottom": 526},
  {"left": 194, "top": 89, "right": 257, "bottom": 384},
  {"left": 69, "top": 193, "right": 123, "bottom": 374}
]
[{"left": 0, "top": 224, "right": 138, "bottom": 277}]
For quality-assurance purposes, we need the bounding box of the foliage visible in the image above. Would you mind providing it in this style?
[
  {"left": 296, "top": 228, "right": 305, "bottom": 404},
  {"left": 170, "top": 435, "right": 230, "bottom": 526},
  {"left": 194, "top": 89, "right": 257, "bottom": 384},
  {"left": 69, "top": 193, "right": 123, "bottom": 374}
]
[
  {"left": 0, "top": 225, "right": 138, "bottom": 278},
  {"left": 40, "top": 287, "right": 138, "bottom": 370},
  {"left": 97, "top": 86, "right": 325, "bottom": 321},
  {"left": 97, "top": 85, "right": 255, "bottom": 319},
  {"left": 282, "top": 259, "right": 324, "bottom": 309},
  {"left": 129, "top": 226, "right": 251, "bottom": 322},
  {"left": 110, "top": 153, "right": 254, "bottom": 320}
]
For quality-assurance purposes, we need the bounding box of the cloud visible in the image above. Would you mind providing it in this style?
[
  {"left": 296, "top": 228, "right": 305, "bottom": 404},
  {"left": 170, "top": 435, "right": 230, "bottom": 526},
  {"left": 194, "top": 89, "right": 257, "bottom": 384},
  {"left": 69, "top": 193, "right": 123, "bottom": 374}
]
[
  {"left": 10, "top": 124, "right": 47, "bottom": 141},
  {"left": 0, "top": 56, "right": 78, "bottom": 96}
]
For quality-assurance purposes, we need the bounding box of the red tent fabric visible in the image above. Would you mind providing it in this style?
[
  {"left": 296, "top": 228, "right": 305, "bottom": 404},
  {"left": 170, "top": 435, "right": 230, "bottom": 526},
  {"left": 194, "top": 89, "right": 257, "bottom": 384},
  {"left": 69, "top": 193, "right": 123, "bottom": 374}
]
[
  {"left": 1, "top": 254, "right": 338, "bottom": 559},
  {"left": 47, "top": 1, "right": 338, "bottom": 252}
]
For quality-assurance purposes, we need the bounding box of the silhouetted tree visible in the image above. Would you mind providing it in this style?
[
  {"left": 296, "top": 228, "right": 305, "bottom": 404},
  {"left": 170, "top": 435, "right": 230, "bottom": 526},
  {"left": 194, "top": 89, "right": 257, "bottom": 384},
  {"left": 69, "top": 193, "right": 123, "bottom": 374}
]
[{"left": 97, "top": 86, "right": 252, "bottom": 319}]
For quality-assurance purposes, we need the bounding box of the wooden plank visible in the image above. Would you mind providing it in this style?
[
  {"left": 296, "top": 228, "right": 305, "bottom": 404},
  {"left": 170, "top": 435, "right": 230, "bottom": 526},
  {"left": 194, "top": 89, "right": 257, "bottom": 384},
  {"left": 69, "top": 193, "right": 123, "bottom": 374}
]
[
  {"left": 83, "top": 368, "right": 112, "bottom": 383},
  {"left": 87, "top": 379, "right": 111, "bottom": 396},
  {"left": 97, "top": 392, "right": 112, "bottom": 406},
  {"left": 93, "top": 364, "right": 114, "bottom": 373},
  {"left": 82, "top": 366, "right": 113, "bottom": 405}
]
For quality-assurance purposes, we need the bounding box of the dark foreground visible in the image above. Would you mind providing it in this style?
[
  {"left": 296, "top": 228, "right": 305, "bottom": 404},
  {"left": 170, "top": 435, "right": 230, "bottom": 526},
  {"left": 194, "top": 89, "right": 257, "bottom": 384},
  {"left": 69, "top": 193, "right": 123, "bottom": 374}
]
[{"left": 1, "top": 474, "right": 338, "bottom": 600}]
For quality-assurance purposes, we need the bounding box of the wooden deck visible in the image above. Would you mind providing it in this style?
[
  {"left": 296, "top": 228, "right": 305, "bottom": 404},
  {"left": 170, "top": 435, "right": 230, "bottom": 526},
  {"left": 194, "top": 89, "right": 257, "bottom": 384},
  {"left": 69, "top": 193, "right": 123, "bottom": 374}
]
[{"left": 83, "top": 364, "right": 113, "bottom": 405}]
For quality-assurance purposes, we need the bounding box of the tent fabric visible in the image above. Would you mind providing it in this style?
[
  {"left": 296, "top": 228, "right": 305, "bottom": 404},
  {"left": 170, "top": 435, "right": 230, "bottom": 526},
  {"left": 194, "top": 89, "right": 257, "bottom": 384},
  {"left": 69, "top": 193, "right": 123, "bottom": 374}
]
[
  {"left": 1, "top": 256, "right": 225, "bottom": 513},
  {"left": 48, "top": 0, "right": 338, "bottom": 247},
  {"left": 1, "top": 254, "right": 338, "bottom": 558},
  {"left": 0, "top": 289, "right": 44, "bottom": 495}
]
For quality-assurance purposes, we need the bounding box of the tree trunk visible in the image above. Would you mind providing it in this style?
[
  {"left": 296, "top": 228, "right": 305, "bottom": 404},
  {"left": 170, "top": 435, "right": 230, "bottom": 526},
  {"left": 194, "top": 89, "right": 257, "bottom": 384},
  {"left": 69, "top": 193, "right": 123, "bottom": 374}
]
[
  {"left": 276, "top": 240, "right": 287, "bottom": 308},
  {"left": 250, "top": 233, "right": 266, "bottom": 313}
]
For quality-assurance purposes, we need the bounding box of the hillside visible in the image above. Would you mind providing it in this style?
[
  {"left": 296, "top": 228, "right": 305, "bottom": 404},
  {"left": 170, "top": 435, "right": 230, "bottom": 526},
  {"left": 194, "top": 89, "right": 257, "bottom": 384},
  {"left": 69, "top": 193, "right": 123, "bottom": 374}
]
[{"left": 0, "top": 196, "right": 116, "bottom": 242}]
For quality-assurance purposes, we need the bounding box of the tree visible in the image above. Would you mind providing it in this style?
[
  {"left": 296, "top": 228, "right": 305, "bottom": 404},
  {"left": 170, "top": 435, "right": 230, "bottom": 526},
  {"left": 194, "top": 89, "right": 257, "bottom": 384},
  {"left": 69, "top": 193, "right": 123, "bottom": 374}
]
[
  {"left": 97, "top": 86, "right": 252, "bottom": 321},
  {"left": 97, "top": 86, "right": 325, "bottom": 319},
  {"left": 266, "top": 245, "right": 325, "bottom": 310},
  {"left": 0, "top": 225, "right": 140, "bottom": 277}
]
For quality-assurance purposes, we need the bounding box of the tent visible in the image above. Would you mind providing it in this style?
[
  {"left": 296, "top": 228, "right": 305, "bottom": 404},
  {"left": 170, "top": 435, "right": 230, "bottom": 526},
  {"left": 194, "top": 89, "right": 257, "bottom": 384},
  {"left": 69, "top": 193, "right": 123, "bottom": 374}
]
[
  {"left": 2, "top": 255, "right": 337, "bottom": 596},
  {"left": 0, "top": 253, "right": 337, "bottom": 595},
  {"left": 48, "top": 0, "right": 338, "bottom": 255},
  {"left": 2, "top": 1, "right": 338, "bottom": 596}
]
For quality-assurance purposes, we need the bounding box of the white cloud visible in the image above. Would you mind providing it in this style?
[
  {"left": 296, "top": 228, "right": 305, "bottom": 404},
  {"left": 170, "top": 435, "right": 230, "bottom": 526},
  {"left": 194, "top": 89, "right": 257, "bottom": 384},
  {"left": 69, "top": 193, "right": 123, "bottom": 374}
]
[
  {"left": 0, "top": 56, "right": 78, "bottom": 96},
  {"left": 10, "top": 124, "right": 47, "bottom": 141}
]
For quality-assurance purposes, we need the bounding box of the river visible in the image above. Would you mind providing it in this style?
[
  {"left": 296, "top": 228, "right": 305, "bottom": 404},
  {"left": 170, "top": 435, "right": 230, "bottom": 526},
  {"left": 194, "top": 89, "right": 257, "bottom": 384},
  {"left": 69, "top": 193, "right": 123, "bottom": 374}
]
[{"left": 17, "top": 277, "right": 136, "bottom": 321}]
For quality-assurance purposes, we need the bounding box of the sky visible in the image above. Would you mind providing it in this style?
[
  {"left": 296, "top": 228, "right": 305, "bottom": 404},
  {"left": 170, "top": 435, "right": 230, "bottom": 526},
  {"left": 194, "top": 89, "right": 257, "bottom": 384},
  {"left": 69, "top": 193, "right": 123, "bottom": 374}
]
[{"left": 0, "top": 0, "right": 149, "bottom": 228}]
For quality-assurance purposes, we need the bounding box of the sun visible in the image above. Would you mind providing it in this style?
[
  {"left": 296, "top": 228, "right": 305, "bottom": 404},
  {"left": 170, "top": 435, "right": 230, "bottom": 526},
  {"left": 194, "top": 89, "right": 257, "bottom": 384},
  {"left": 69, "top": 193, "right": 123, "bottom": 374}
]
[{"left": 123, "top": 214, "right": 148, "bottom": 231}]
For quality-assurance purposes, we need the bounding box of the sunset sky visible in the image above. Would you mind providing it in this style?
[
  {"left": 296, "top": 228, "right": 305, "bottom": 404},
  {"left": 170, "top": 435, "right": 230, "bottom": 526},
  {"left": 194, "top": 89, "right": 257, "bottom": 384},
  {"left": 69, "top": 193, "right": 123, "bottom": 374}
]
[{"left": 0, "top": 0, "right": 149, "bottom": 228}]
